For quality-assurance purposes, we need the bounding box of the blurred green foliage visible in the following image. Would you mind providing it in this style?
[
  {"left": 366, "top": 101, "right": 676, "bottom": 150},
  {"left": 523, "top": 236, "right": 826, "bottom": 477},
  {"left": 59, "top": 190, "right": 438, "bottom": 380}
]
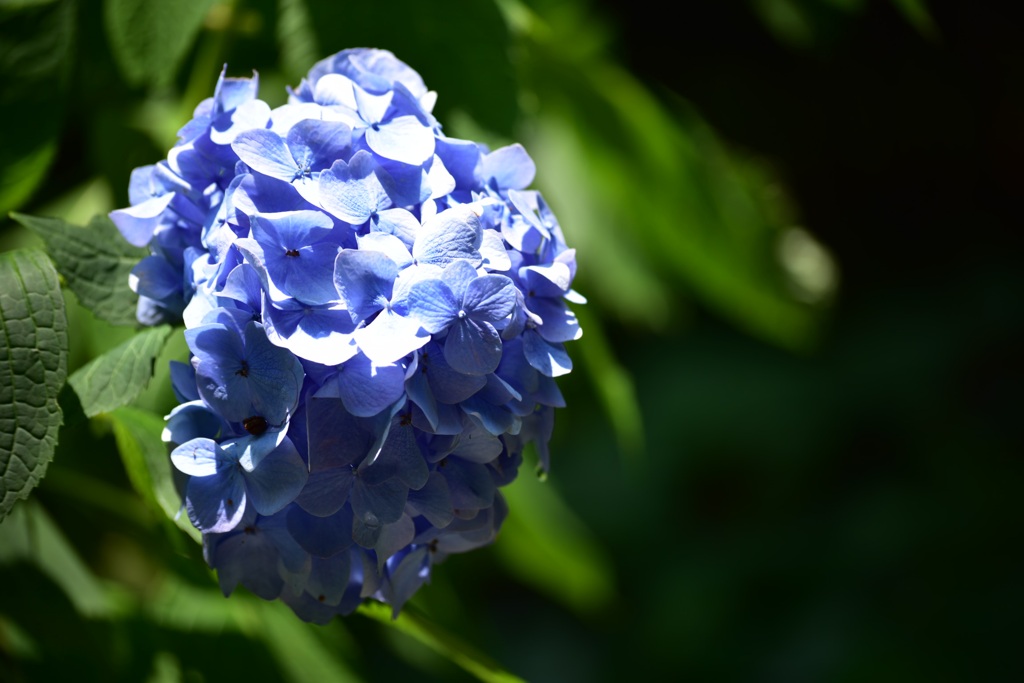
[{"left": 3, "top": 0, "right": 1022, "bottom": 681}]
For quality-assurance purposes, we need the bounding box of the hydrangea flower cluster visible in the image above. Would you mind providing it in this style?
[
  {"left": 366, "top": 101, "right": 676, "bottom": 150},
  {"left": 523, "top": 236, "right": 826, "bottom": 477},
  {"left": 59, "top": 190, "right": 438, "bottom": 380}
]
[{"left": 110, "top": 49, "right": 583, "bottom": 621}]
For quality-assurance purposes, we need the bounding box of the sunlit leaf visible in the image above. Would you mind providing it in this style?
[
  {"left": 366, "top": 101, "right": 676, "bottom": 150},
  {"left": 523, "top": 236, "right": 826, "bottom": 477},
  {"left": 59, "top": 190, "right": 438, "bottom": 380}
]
[
  {"left": 103, "top": 0, "right": 217, "bottom": 87},
  {"left": 359, "top": 601, "right": 525, "bottom": 683},
  {"left": 277, "top": 0, "right": 319, "bottom": 83},
  {"left": 68, "top": 325, "right": 171, "bottom": 417},
  {"left": 0, "top": 249, "right": 67, "bottom": 522},
  {"left": 11, "top": 213, "right": 147, "bottom": 326}
]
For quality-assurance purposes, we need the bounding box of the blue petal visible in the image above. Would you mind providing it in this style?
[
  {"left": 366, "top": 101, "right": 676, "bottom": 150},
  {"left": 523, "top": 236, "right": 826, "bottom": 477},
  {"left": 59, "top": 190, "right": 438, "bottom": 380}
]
[
  {"left": 353, "top": 309, "right": 430, "bottom": 365},
  {"left": 480, "top": 143, "right": 536, "bottom": 190},
  {"left": 330, "top": 353, "right": 406, "bottom": 418},
  {"left": 295, "top": 466, "right": 355, "bottom": 517},
  {"left": 463, "top": 274, "right": 516, "bottom": 324},
  {"left": 305, "top": 397, "right": 383, "bottom": 470},
  {"left": 434, "top": 136, "right": 483, "bottom": 189},
  {"left": 527, "top": 296, "right": 582, "bottom": 343},
  {"left": 241, "top": 438, "right": 308, "bottom": 516},
  {"left": 439, "top": 458, "right": 494, "bottom": 511},
  {"left": 130, "top": 255, "right": 181, "bottom": 301},
  {"left": 109, "top": 193, "right": 173, "bottom": 247},
  {"left": 422, "top": 342, "right": 486, "bottom": 404},
  {"left": 318, "top": 151, "right": 390, "bottom": 225},
  {"left": 406, "top": 473, "right": 454, "bottom": 528},
  {"left": 523, "top": 329, "right": 573, "bottom": 377},
  {"left": 407, "top": 278, "right": 458, "bottom": 334},
  {"left": 333, "top": 249, "right": 398, "bottom": 322},
  {"left": 285, "top": 118, "right": 351, "bottom": 174},
  {"left": 186, "top": 468, "right": 246, "bottom": 533},
  {"left": 352, "top": 477, "right": 408, "bottom": 526},
  {"left": 371, "top": 208, "right": 419, "bottom": 247},
  {"left": 251, "top": 209, "right": 334, "bottom": 252},
  {"left": 374, "top": 515, "right": 414, "bottom": 569},
  {"left": 242, "top": 322, "right": 305, "bottom": 423},
  {"left": 444, "top": 318, "right": 502, "bottom": 376},
  {"left": 450, "top": 425, "right": 503, "bottom": 464},
  {"left": 286, "top": 505, "right": 355, "bottom": 557},
  {"left": 381, "top": 546, "right": 430, "bottom": 617},
  {"left": 261, "top": 298, "right": 359, "bottom": 367}
]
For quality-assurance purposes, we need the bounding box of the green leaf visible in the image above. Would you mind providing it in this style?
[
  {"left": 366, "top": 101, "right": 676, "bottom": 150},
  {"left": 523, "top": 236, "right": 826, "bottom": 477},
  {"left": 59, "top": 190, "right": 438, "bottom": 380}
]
[
  {"left": 251, "top": 601, "right": 364, "bottom": 683},
  {"left": 306, "top": 0, "right": 518, "bottom": 136},
  {"left": 103, "top": 0, "right": 217, "bottom": 87},
  {"left": 68, "top": 325, "right": 171, "bottom": 417},
  {"left": 891, "top": 0, "right": 940, "bottom": 41},
  {"left": 359, "top": 601, "right": 525, "bottom": 683},
  {"left": 108, "top": 406, "right": 198, "bottom": 543},
  {"left": 0, "top": 249, "right": 67, "bottom": 522},
  {"left": 11, "top": 212, "right": 147, "bottom": 326},
  {"left": 0, "top": 0, "right": 74, "bottom": 214},
  {"left": 0, "top": 500, "right": 113, "bottom": 617},
  {"left": 277, "top": 0, "right": 319, "bottom": 83},
  {"left": 496, "top": 468, "right": 616, "bottom": 616}
]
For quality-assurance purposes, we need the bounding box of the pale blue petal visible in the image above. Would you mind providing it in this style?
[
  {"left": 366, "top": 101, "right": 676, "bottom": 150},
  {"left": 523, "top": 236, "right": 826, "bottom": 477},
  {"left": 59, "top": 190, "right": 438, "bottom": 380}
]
[
  {"left": 412, "top": 206, "right": 482, "bottom": 268},
  {"left": 170, "top": 437, "right": 220, "bottom": 476},
  {"left": 365, "top": 115, "right": 436, "bottom": 166},
  {"left": 232, "top": 128, "right": 297, "bottom": 181}
]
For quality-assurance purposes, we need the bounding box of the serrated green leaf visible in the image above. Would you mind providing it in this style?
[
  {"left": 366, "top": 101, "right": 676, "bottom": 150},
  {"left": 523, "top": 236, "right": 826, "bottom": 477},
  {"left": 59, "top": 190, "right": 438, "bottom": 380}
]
[
  {"left": 11, "top": 212, "right": 147, "bottom": 326},
  {"left": 108, "top": 406, "right": 199, "bottom": 543},
  {"left": 103, "top": 0, "right": 217, "bottom": 87},
  {"left": 68, "top": 325, "right": 171, "bottom": 417},
  {"left": 359, "top": 602, "right": 525, "bottom": 683},
  {"left": 0, "top": 249, "right": 67, "bottom": 522}
]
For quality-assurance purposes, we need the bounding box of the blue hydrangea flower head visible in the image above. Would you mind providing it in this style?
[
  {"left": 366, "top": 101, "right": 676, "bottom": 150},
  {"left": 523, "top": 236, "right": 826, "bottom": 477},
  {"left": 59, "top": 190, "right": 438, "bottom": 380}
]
[{"left": 111, "top": 48, "right": 584, "bottom": 621}]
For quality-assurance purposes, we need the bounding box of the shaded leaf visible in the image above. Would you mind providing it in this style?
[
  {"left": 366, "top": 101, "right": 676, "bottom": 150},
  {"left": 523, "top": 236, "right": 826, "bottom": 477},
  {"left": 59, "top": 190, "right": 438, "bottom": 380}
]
[
  {"left": 0, "top": 500, "right": 113, "bottom": 618},
  {"left": 69, "top": 325, "right": 171, "bottom": 417},
  {"left": 12, "top": 212, "right": 147, "bottom": 326},
  {"left": 305, "top": 0, "right": 517, "bottom": 136},
  {"left": 359, "top": 601, "right": 525, "bottom": 683},
  {"left": 253, "top": 600, "right": 364, "bottom": 683},
  {"left": 0, "top": 249, "right": 67, "bottom": 522},
  {"left": 504, "top": 3, "right": 827, "bottom": 350},
  {"left": 496, "top": 465, "right": 616, "bottom": 616},
  {"left": 0, "top": 0, "right": 74, "bottom": 214},
  {"left": 103, "top": 0, "right": 217, "bottom": 87}
]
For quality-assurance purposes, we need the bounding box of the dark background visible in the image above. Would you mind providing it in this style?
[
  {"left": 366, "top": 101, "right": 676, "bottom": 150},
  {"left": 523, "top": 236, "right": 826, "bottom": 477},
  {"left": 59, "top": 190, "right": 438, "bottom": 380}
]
[{"left": 1, "top": 1, "right": 1022, "bottom": 681}]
